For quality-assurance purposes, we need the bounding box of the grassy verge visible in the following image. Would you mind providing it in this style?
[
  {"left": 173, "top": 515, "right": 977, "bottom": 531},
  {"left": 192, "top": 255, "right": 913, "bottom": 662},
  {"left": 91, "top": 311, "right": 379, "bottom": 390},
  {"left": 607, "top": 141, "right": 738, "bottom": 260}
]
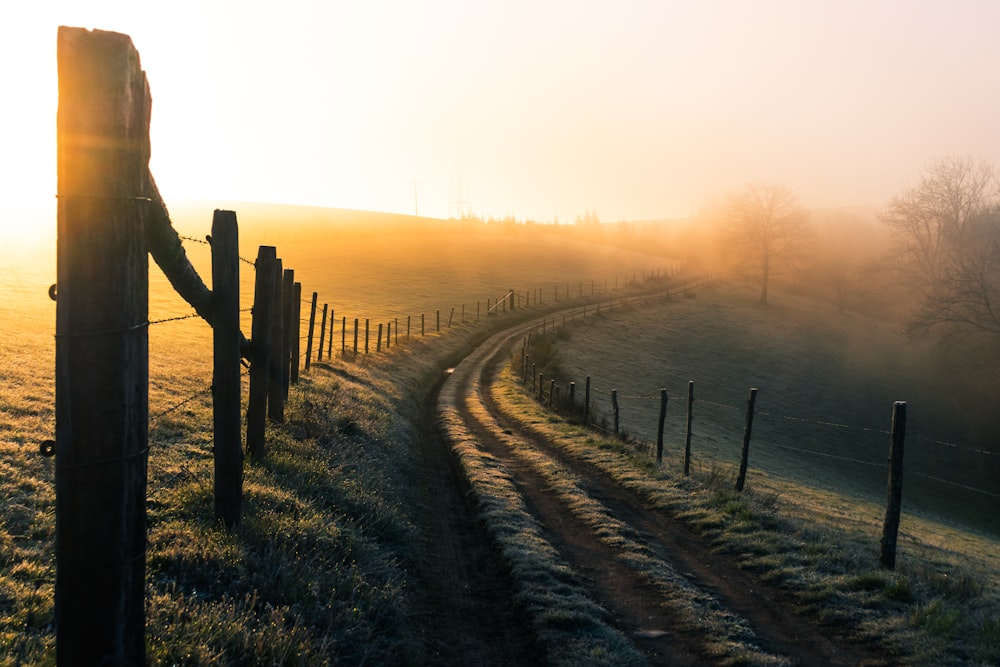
[{"left": 494, "top": 357, "right": 1000, "bottom": 665}]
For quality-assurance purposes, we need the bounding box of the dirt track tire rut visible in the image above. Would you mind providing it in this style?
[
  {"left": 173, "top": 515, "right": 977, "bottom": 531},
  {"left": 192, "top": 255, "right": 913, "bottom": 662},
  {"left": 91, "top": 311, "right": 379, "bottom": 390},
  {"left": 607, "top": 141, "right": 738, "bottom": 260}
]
[{"left": 435, "top": 314, "right": 887, "bottom": 666}]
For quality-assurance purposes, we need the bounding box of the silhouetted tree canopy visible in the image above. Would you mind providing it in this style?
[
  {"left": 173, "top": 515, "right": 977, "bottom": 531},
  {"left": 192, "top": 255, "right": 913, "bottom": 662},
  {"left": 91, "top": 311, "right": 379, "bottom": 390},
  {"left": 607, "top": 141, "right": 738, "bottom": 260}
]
[
  {"left": 725, "top": 182, "right": 811, "bottom": 304},
  {"left": 881, "top": 156, "right": 1000, "bottom": 339}
]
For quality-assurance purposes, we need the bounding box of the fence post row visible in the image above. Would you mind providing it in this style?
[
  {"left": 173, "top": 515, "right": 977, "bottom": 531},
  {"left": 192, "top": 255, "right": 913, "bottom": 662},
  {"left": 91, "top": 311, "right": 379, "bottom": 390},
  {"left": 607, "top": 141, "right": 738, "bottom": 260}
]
[
  {"left": 247, "top": 245, "right": 277, "bottom": 457},
  {"left": 211, "top": 210, "right": 242, "bottom": 528},
  {"left": 55, "top": 26, "right": 150, "bottom": 665}
]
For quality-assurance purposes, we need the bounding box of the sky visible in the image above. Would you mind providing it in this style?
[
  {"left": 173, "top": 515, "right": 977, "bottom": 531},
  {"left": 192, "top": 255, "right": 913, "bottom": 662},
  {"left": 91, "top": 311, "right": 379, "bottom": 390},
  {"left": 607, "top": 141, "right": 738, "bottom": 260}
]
[{"left": 3, "top": 0, "right": 1000, "bottom": 243}]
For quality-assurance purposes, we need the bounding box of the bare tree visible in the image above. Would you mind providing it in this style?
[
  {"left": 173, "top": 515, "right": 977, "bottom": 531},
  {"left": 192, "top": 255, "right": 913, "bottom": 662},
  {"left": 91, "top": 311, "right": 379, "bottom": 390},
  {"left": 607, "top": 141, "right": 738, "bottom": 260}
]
[
  {"left": 726, "top": 182, "right": 811, "bottom": 304},
  {"left": 880, "top": 156, "right": 1000, "bottom": 338}
]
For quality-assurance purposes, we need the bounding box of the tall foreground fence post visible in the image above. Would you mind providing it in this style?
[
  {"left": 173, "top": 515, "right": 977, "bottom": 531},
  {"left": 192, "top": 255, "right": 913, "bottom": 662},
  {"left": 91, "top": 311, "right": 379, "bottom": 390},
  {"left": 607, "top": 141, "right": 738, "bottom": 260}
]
[
  {"left": 55, "top": 27, "right": 150, "bottom": 665},
  {"left": 247, "top": 246, "right": 276, "bottom": 457},
  {"left": 879, "top": 401, "right": 907, "bottom": 570},
  {"left": 735, "top": 388, "right": 758, "bottom": 492},
  {"left": 211, "top": 210, "right": 242, "bottom": 528},
  {"left": 268, "top": 258, "right": 285, "bottom": 422}
]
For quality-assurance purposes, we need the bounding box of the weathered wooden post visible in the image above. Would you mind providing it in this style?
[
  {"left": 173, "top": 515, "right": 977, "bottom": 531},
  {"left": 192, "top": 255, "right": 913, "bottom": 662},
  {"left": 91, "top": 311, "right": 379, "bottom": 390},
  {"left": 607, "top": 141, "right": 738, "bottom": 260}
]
[
  {"left": 247, "top": 245, "right": 276, "bottom": 457},
  {"left": 387, "top": 321, "right": 392, "bottom": 349},
  {"left": 377, "top": 323, "right": 383, "bottom": 353},
  {"left": 449, "top": 307, "right": 455, "bottom": 327},
  {"left": 584, "top": 376, "right": 591, "bottom": 425},
  {"left": 267, "top": 257, "right": 285, "bottom": 422},
  {"left": 477, "top": 301, "right": 481, "bottom": 321},
  {"left": 422, "top": 313, "right": 425, "bottom": 336},
  {"left": 656, "top": 389, "right": 668, "bottom": 463},
  {"left": 211, "top": 210, "right": 242, "bottom": 528},
  {"left": 735, "top": 388, "right": 758, "bottom": 492},
  {"left": 538, "top": 373, "right": 545, "bottom": 401},
  {"left": 317, "top": 303, "right": 328, "bottom": 362},
  {"left": 281, "top": 269, "right": 294, "bottom": 397},
  {"left": 879, "top": 401, "right": 907, "bottom": 570},
  {"left": 548, "top": 379, "right": 556, "bottom": 408},
  {"left": 569, "top": 381, "right": 576, "bottom": 410},
  {"left": 436, "top": 309, "right": 441, "bottom": 332},
  {"left": 291, "top": 282, "right": 302, "bottom": 383},
  {"left": 530, "top": 363, "right": 537, "bottom": 394},
  {"left": 353, "top": 317, "right": 359, "bottom": 354},
  {"left": 684, "top": 381, "right": 694, "bottom": 476},
  {"left": 341, "top": 316, "right": 346, "bottom": 354},
  {"left": 365, "top": 318, "right": 370, "bottom": 354},
  {"left": 329, "top": 309, "right": 336, "bottom": 358},
  {"left": 55, "top": 27, "right": 150, "bottom": 665},
  {"left": 407, "top": 314, "right": 411, "bottom": 337},
  {"left": 304, "top": 291, "right": 317, "bottom": 371},
  {"left": 395, "top": 317, "right": 399, "bottom": 344},
  {"left": 611, "top": 389, "right": 620, "bottom": 434}
]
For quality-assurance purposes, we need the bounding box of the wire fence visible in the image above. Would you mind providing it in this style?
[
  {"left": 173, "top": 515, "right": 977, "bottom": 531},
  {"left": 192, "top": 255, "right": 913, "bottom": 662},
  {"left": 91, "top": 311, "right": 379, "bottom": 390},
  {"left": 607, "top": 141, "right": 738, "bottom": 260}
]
[{"left": 514, "top": 300, "right": 1000, "bottom": 533}]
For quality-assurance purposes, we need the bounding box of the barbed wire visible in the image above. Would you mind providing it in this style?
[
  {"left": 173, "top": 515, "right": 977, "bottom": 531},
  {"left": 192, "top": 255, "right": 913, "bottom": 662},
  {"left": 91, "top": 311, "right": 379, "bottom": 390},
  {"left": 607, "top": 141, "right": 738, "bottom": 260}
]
[{"left": 178, "top": 234, "right": 257, "bottom": 268}]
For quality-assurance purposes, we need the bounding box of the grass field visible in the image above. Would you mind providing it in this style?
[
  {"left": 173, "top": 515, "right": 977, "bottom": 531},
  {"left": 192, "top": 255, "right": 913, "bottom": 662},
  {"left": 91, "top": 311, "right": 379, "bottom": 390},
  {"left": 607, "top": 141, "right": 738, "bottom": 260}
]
[
  {"left": 545, "top": 281, "right": 1000, "bottom": 536},
  {"left": 0, "top": 208, "right": 669, "bottom": 663},
  {"left": 3, "top": 206, "right": 998, "bottom": 663}
]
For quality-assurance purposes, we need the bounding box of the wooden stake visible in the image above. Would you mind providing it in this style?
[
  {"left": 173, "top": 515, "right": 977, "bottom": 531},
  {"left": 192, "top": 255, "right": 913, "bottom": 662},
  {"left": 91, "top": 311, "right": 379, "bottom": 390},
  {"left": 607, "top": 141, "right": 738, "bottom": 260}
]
[
  {"left": 267, "top": 258, "right": 285, "bottom": 422},
  {"left": 684, "top": 381, "right": 694, "bottom": 476},
  {"left": 317, "top": 303, "right": 328, "bottom": 362},
  {"left": 879, "top": 401, "right": 907, "bottom": 570},
  {"left": 304, "top": 291, "right": 317, "bottom": 371},
  {"left": 211, "top": 210, "right": 242, "bottom": 528},
  {"left": 55, "top": 27, "right": 150, "bottom": 664},
  {"left": 735, "top": 388, "right": 758, "bottom": 492},
  {"left": 247, "top": 245, "right": 276, "bottom": 456},
  {"left": 656, "top": 389, "right": 668, "bottom": 463}
]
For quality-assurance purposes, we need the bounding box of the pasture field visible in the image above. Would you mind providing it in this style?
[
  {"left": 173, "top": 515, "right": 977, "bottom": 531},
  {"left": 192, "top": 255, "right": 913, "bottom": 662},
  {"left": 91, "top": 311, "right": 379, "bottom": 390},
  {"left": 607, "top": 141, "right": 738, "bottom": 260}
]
[
  {"left": 546, "top": 280, "right": 1000, "bottom": 536},
  {"left": 0, "top": 207, "right": 668, "bottom": 663}
]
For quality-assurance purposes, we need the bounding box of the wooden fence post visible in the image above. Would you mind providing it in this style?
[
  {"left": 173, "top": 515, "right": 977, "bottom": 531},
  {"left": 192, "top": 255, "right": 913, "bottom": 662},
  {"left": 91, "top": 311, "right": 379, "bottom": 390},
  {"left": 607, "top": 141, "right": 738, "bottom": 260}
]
[
  {"left": 656, "top": 389, "right": 668, "bottom": 463},
  {"left": 365, "top": 318, "right": 370, "bottom": 354},
  {"left": 477, "top": 301, "right": 481, "bottom": 320},
  {"left": 569, "top": 381, "right": 576, "bottom": 409},
  {"left": 328, "top": 309, "right": 335, "bottom": 359},
  {"left": 879, "top": 401, "right": 907, "bottom": 570},
  {"left": 422, "top": 313, "right": 425, "bottom": 336},
  {"left": 281, "top": 269, "right": 294, "bottom": 397},
  {"left": 735, "top": 388, "right": 758, "bottom": 492},
  {"left": 268, "top": 258, "right": 285, "bottom": 422},
  {"left": 291, "top": 282, "right": 302, "bottom": 383},
  {"left": 304, "top": 291, "right": 317, "bottom": 371},
  {"left": 449, "top": 307, "right": 455, "bottom": 327},
  {"left": 684, "top": 381, "right": 694, "bottom": 476},
  {"left": 211, "top": 210, "right": 242, "bottom": 528},
  {"left": 611, "top": 389, "right": 620, "bottom": 434},
  {"left": 538, "top": 373, "right": 545, "bottom": 401},
  {"left": 247, "top": 245, "right": 276, "bottom": 457},
  {"left": 407, "top": 314, "right": 411, "bottom": 337},
  {"left": 317, "top": 303, "right": 328, "bottom": 362},
  {"left": 387, "top": 321, "right": 392, "bottom": 349},
  {"left": 395, "top": 317, "right": 399, "bottom": 345},
  {"left": 377, "top": 323, "right": 383, "bottom": 353},
  {"left": 548, "top": 379, "right": 555, "bottom": 408},
  {"left": 353, "top": 318, "right": 359, "bottom": 354},
  {"left": 584, "top": 376, "right": 591, "bottom": 425},
  {"left": 55, "top": 27, "right": 150, "bottom": 664},
  {"left": 437, "top": 309, "right": 441, "bottom": 332}
]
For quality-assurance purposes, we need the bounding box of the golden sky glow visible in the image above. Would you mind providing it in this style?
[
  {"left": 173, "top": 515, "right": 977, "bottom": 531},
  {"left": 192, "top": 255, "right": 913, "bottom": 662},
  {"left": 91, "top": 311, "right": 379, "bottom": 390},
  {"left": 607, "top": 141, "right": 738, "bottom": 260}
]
[{"left": 3, "top": 0, "right": 1000, "bottom": 243}]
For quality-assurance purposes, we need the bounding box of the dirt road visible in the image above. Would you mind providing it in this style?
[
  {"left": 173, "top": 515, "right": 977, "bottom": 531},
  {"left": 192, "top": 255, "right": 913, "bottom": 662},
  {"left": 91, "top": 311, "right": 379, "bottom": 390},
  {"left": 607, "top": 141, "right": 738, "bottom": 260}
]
[{"left": 431, "top": 311, "right": 888, "bottom": 666}]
